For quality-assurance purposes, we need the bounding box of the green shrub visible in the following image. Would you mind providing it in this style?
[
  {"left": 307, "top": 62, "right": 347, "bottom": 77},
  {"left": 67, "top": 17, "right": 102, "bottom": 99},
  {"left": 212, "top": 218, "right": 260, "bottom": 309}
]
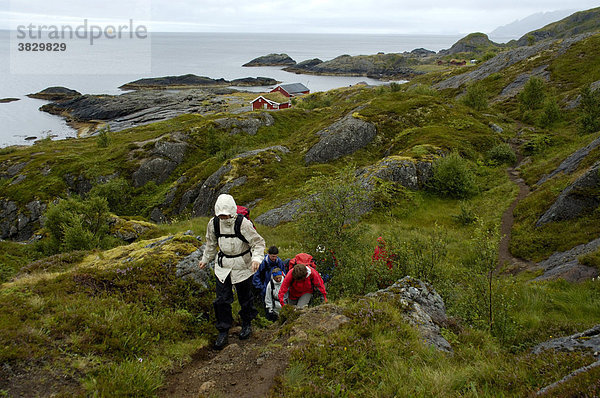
[
  {"left": 578, "top": 84, "right": 600, "bottom": 134},
  {"left": 579, "top": 248, "right": 600, "bottom": 269},
  {"left": 461, "top": 83, "right": 488, "bottom": 111},
  {"left": 486, "top": 143, "right": 516, "bottom": 166},
  {"left": 389, "top": 82, "right": 403, "bottom": 92},
  {"left": 96, "top": 127, "right": 111, "bottom": 148},
  {"left": 89, "top": 178, "right": 133, "bottom": 215},
  {"left": 428, "top": 153, "right": 478, "bottom": 199},
  {"left": 518, "top": 77, "right": 546, "bottom": 111},
  {"left": 43, "top": 196, "right": 110, "bottom": 253},
  {"left": 522, "top": 134, "right": 552, "bottom": 155},
  {"left": 481, "top": 52, "right": 496, "bottom": 62},
  {"left": 296, "top": 93, "right": 333, "bottom": 110},
  {"left": 453, "top": 201, "right": 478, "bottom": 225},
  {"left": 539, "top": 97, "right": 562, "bottom": 127}
]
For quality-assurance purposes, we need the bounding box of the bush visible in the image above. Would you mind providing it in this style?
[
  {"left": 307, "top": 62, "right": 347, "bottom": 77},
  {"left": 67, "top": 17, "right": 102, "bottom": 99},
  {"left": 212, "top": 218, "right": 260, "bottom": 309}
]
[
  {"left": 296, "top": 93, "right": 333, "bottom": 110},
  {"left": 453, "top": 201, "right": 478, "bottom": 225},
  {"left": 461, "top": 83, "right": 488, "bottom": 111},
  {"left": 539, "top": 97, "right": 562, "bottom": 127},
  {"left": 43, "top": 196, "right": 110, "bottom": 253},
  {"left": 389, "top": 82, "right": 402, "bottom": 92},
  {"left": 578, "top": 84, "right": 600, "bottom": 134},
  {"left": 486, "top": 143, "right": 516, "bottom": 166},
  {"left": 428, "top": 153, "right": 478, "bottom": 199},
  {"left": 518, "top": 77, "right": 546, "bottom": 111},
  {"left": 89, "top": 177, "right": 133, "bottom": 215},
  {"left": 96, "top": 127, "right": 111, "bottom": 148}
]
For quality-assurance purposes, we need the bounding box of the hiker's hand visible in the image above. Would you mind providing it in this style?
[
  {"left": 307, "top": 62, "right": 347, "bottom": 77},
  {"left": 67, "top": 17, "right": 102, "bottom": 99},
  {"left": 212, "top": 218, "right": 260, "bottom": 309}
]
[
  {"left": 251, "top": 261, "right": 260, "bottom": 272},
  {"left": 198, "top": 261, "right": 206, "bottom": 270},
  {"left": 324, "top": 298, "right": 328, "bottom": 303}
]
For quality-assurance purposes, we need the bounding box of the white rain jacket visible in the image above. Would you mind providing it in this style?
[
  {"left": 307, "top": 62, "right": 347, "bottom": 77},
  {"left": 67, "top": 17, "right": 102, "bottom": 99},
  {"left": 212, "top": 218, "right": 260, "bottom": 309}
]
[
  {"left": 264, "top": 275, "right": 284, "bottom": 314},
  {"left": 201, "top": 194, "right": 266, "bottom": 284}
]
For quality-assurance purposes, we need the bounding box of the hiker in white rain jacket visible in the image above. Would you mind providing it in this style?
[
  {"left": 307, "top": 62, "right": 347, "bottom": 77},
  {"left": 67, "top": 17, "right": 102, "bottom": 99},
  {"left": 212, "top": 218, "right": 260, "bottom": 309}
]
[
  {"left": 264, "top": 267, "right": 284, "bottom": 321},
  {"left": 198, "top": 194, "right": 266, "bottom": 350}
]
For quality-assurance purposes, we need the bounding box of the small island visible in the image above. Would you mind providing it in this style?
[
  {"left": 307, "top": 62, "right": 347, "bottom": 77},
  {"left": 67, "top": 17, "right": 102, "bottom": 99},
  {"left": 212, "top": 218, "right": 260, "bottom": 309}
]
[
  {"left": 27, "top": 87, "right": 81, "bottom": 101},
  {"left": 243, "top": 53, "right": 297, "bottom": 67},
  {"left": 0, "top": 98, "right": 20, "bottom": 103},
  {"left": 119, "top": 74, "right": 278, "bottom": 90}
]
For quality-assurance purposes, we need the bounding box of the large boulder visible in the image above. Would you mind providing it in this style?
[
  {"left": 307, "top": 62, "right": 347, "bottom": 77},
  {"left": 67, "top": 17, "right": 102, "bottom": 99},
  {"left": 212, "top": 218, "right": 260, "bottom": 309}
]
[
  {"left": 305, "top": 113, "right": 377, "bottom": 165},
  {"left": 131, "top": 137, "right": 189, "bottom": 187},
  {"left": 367, "top": 276, "right": 452, "bottom": 352},
  {"left": 213, "top": 112, "right": 274, "bottom": 136},
  {"left": 175, "top": 246, "right": 212, "bottom": 289},
  {"left": 254, "top": 199, "right": 305, "bottom": 227},
  {"left": 358, "top": 155, "right": 435, "bottom": 190},
  {"left": 536, "top": 161, "right": 600, "bottom": 226}
]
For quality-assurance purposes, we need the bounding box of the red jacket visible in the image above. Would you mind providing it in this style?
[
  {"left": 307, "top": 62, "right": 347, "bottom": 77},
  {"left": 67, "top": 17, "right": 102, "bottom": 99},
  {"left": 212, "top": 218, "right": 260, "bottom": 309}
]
[
  {"left": 372, "top": 237, "right": 393, "bottom": 269},
  {"left": 279, "top": 266, "right": 327, "bottom": 305}
]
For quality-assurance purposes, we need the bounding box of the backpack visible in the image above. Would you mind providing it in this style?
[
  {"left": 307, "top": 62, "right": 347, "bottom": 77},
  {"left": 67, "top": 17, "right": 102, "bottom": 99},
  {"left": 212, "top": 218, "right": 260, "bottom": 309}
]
[{"left": 213, "top": 214, "right": 251, "bottom": 267}]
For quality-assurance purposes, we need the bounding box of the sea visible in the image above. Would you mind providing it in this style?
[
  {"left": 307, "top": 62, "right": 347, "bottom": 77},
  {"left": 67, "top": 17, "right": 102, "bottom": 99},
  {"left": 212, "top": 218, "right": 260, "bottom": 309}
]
[{"left": 0, "top": 32, "right": 465, "bottom": 147}]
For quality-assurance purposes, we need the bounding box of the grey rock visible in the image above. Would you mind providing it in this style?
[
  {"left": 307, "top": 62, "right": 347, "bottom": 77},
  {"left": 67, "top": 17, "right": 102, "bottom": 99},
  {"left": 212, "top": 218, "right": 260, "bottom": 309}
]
[
  {"left": 175, "top": 247, "right": 211, "bottom": 288},
  {"left": 358, "top": 156, "right": 434, "bottom": 190},
  {"left": 132, "top": 157, "right": 177, "bottom": 187},
  {"left": 153, "top": 141, "right": 188, "bottom": 164},
  {"left": 64, "top": 173, "right": 93, "bottom": 195},
  {"left": 214, "top": 112, "right": 274, "bottom": 136},
  {"left": 537, "top": 136, "right": 600, "bottom": 185},
  {"left": 283, "top": 58, "right": 324, "bottom": 74},
  {"left": 0, "top": 199, "right": 47, "bottom": 241},
  {"left": 534, "top": 236, "right": 600, "bottom": 282},
  {"left": 499, "top": 65, "right": 550, "bottom": 98},
  {"left": 565, "top": 79, "right": 600, "bottom": 110},
  {"left": 532, "top": 325, "right": 600, "bottom": 355},
  {"left": 410, "top": 48, "right": 436, "bottom": 57},
  {"left": 3, "top": 161, "right": 28, "bottom": 178},
  {"left": 305, "top": 113, "right": 377, "bottom": 165},
  {"left": 254, "top": 199, "right": 304, "bottom": 227},
  {"left": 536, "top": 161, "right": 600, "bottom": 226},
  {"left": 145, "top": 236, "right": 174, "bottom": 249},
  {"left": 489, "top": 123, "right": 504, "bottom": 133},
  {"left": 10, "top": 175, "right": 26, "bottom": 185},
  {"left": 149, "top": 208, "right": 166, "bottom": 224},
  {"left": 367, "top": 276, "right": 452, "bottom": 352}
]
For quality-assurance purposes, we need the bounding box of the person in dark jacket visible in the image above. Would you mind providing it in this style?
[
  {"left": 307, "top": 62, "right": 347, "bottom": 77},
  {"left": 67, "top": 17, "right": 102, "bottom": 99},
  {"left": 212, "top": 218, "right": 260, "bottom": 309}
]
[
  {"left": 278, "top": 263, "right": 327, "bottom": 308},
  {"left": 252, "top": 245, "right": 285, "bottom": 301}
]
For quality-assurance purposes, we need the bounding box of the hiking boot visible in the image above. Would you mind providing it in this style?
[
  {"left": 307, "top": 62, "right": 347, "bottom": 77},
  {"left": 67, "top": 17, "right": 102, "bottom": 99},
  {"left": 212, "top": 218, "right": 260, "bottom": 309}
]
[
  {"left": 239, "top": 324, "right": 252, "bottom": 340},
  {"left": 214, "top": 331, "right": 228, "bottom": 350}
]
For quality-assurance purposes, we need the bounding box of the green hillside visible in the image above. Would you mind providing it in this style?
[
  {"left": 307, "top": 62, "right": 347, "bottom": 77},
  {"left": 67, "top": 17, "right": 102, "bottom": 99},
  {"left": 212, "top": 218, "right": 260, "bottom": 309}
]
[{"left": 2, "top": 30, "right": 600, "bottom": 397}]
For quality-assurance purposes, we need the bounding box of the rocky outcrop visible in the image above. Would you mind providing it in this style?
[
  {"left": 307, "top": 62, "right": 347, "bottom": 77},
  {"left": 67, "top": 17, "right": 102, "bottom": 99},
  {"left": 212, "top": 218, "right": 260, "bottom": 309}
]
[
  {"left": 109, "top": 216, "right": 158, "bottom": 243},
  {"left": 358, "top": 156, "right": 435, "bottom": 190},
  {"left": 132, "top": 138, "right": 189, "bottom": 187},
  {"left": 565, "top": 79, "right": 600, "bottom": 110},
  {"left": 254, "top": 199, "right": 304, "bottom": 227},
  {"left": 40, "top": 89, "right": 237, "bottom": 133},
  {"left": 305, "top": 113, "right": 377, "bottom": 165},
  {"left": 533, "top": 236, "right": 600, "bottom": 282},
  {"left": 536, "top": 161, "right": 600, "bottom": 226},
  {"left": 434, "top": 34, "right": 590, "bottom": 90},
  {"left": 213, "top": 112, "right": 274, "bottom": 136},
  {"left": 537, "top": 136, "right": 600, "bottom": 185},
  {"left": 0, "top": 199, "right": 46, "bottom": 241},
  {"left": 283, "top": 58, "right": 324, "bottom": 74},
  {"left": 27, "top": 87, "right": 81, "bottom": 101},
  {"left": 283, "top": 53, "right": 422, "bottom": 79},
  {"left": 151, "top": 146, "right": 289, "bottom": 221},
  {"left": 243, "top": 53, "right": 296, "bottom": 67},
  {"left": 499, "top": 64, "right": 550, "bottom": 99},
  {"left": 438, "top": 33, "right": 501, "bottom": 56},
  {"left": 119, "top": 74, "right": 278, "bottom": 90},
  {"left": 175, "top": 246, "right": 212, "bottom": 289},
  {"left": 367, "top": 276, "right": 452, "bottom": 352},
  {"left": 410, "top": 48, "right": 436, "bottom": 57}
]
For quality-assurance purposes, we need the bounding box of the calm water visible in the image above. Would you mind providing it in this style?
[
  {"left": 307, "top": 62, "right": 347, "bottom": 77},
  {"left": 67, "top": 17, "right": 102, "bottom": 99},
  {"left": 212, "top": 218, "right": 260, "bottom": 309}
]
[{"left": 0, "top": 32, "right": 462, "bottom": 147}]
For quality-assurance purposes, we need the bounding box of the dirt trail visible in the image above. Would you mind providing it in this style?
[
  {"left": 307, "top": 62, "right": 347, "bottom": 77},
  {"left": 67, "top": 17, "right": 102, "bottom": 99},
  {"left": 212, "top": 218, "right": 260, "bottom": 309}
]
[
  {"left": 160, "top": 325, "right": 289, "bottom": 398},
  {"left": 497, "top": 142, "right": 538, "bottom": 273}
]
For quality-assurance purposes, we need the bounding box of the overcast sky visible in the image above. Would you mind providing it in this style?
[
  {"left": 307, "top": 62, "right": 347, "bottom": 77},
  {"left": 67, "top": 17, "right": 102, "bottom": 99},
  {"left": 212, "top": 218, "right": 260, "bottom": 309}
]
[{"left": 1, "top": 0, "right": 599, "bottom": 34}]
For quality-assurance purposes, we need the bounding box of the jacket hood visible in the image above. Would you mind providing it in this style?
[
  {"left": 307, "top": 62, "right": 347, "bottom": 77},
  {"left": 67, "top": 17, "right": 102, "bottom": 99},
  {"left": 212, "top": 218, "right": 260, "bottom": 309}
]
[
  {"left": 214, "top": 194, "right": 237, "bottom": 217},
  {"left": 293, "top": 253, "right": 314, "bottom": 266}
]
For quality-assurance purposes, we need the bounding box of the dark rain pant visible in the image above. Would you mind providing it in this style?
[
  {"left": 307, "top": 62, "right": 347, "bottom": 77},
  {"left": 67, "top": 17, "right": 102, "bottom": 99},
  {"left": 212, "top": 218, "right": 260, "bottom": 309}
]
[{"left": 214, "top": 273, "right": 257, "bottom": 332}]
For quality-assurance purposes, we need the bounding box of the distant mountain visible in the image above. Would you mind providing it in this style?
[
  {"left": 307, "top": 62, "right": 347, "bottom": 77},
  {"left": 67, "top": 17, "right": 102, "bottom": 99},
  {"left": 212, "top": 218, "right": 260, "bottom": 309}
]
[
  {"left": 489, "top": 10, "right": 574, "bottom": 40},
  {"left": 516, "top": 7, "right": 600, "bottom": 46}
]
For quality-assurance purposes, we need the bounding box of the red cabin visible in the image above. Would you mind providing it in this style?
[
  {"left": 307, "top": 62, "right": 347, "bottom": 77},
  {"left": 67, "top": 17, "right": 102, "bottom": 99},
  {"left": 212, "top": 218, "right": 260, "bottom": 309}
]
[
  {"left": 251, "top": 92, "right": 291, "bottom": 111},
  {"left": 270, "top": 83, "right": 310, "bottom": 97}
]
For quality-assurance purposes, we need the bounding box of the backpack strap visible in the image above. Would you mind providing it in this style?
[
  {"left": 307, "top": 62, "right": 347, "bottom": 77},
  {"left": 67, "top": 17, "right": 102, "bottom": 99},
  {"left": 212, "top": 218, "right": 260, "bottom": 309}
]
[{"left": 213, "top": 214, "right": 248, "bottom": 243}]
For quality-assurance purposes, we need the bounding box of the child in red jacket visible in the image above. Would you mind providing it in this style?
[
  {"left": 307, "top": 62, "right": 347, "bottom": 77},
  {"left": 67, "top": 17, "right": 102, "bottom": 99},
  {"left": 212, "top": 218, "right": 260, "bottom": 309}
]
[{"left": 278, "top": 263, "right": 327, "bottom": 308}]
